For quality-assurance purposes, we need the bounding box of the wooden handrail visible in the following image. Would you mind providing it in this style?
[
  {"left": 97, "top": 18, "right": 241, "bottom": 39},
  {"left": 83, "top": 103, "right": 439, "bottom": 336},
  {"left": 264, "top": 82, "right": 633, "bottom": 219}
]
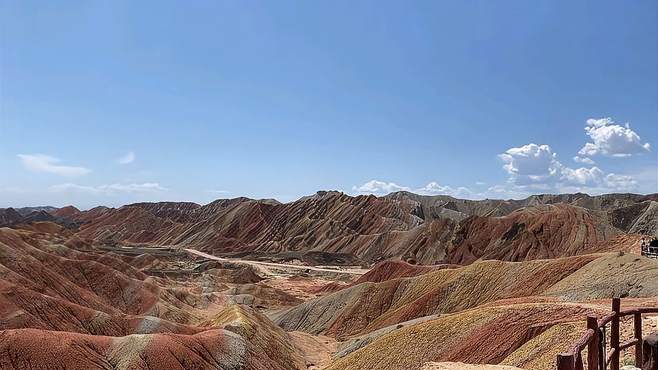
[
  {"left": 569, "top": 329, "right": 594, "bottom": 354},
  {"left": 619, "top": 339, "right": 640, "bottom": 351},
  {"left": 556, "top": 298, "right": 654, "bottom": 370},
  {"left": 598, "top": 312, "right": 616, "bottom": 327},
  {"left": 610, "top": 298, "right": 620, "bottom": 370},
  {"left": 620, "top": 307, "right": 658, "bottom": 315},
  {"left": 634, "top": 312, "right": 642, "bottom": 365}
]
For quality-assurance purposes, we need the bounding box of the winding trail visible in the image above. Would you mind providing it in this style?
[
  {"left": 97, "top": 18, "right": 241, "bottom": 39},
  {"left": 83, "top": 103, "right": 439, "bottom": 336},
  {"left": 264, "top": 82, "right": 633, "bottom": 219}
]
[{"left": 184, "top": 248, "right": 368, "bottom": 275}]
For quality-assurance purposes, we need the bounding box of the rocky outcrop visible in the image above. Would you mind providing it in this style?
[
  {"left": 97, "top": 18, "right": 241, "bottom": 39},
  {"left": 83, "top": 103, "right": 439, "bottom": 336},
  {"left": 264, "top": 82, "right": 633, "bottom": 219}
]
[
  {"left": 628, "top": 201, "right": 658, "bottom": 236},
  {"left": 0, "top": 208, "right": 22, "bottom": 226},
  {"left": 50, "top": 205, "right": 81, "bottom": 219},
  {"left": 445, "top": 204, "right": 621, "bottom": 265}
]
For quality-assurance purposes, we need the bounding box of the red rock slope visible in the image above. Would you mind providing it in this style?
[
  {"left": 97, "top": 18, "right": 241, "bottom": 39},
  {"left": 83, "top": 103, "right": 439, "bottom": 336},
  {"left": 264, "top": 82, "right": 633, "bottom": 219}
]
[
  {"left": 0, "top": 227, "right": 307, "bottom": 369},
  {"left": 68, "top": 192, "right": 656, "bottom": 266}
]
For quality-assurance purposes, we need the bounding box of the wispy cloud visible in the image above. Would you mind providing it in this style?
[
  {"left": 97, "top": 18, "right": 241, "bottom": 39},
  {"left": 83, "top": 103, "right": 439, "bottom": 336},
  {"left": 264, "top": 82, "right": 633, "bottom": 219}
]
[
  {"left": 49, "top": 182, "right": 168, "bottom": 194},
  {"left": 573, "top": 156, "right": 595, "bottom": 165},
  {"left": 117, "top": 151, "right": 136, "bottom": 164},
  {"left": 18, "top": 154, "right": 90, "bottom": 177},
  {"left": 207, "top": 189, "right": 230, "bottom": 194}
]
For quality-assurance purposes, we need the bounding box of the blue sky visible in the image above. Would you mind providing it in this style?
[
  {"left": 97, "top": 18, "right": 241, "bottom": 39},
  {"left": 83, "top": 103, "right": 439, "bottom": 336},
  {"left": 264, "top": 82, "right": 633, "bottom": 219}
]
[{"left": 1, "top": 0, "right": 656, "bottom": 209}]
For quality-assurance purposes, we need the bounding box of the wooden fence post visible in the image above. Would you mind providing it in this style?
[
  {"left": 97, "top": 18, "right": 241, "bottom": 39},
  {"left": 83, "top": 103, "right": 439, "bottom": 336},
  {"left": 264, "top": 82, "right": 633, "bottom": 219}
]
[
  {"left": 557, "top": 353, "right": 575, "bottom": 370},
  {"left": 635, "top": 312, "right": 643, "bottom": 366},
  {"left": 643, "top": 333, "right": 658, "bottom": 370},
  {"left": 587, "top": 315, "right": 600, "bottom": 370},
  {"left": 599, "top": 327, "right": 606, "bottom": 370},
  {"left": 611, "top": 297, "right": 621, "bottom": 370}
]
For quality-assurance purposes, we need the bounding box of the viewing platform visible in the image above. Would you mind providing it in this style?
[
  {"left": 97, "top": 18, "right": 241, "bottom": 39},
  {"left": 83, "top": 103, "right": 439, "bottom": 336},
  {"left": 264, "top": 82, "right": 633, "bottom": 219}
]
[{"left": 557, "top": 298, "right": 658, "bottom": 370}]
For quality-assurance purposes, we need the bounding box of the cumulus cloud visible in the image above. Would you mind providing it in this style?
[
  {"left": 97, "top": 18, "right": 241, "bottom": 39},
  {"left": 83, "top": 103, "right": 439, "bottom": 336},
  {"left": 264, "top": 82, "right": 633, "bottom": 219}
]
[
  {"left": 557, "top": 165, "right": 636, "bottom": 192},
  {"left": 352, "top": 180, "right": 410, "bottom": 195},
  {"left": 117, "top": 151, "right": 135, "bottom": 164},
  {"left": 559, "top": 166, "right": 605, "bottom": 186},
  {"left": 578, "top": 118, "right": 651, "bottom": 157},
  {"left": 18, "top": 154, "right": 90, "bottom": 177},
  {"left": 498, "top": 143, "right": 561, "bottom": 185},
  {"left": 573, "top": 156, "right": 595, "bottom": 165},
  {"left": 49, "top": 182, "right": 168, "bottom": 194},
  {"left": 498, "top": 143, "right": 638, "bottom": 193}
]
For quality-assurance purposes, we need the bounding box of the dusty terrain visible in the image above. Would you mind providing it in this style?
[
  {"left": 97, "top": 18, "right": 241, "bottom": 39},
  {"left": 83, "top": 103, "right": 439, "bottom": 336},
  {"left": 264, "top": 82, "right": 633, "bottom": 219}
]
[
  {"left": 1, "top": 191, "right": 657, "bottom": 369},
  {"left": 0, "top": 226, "right": 356, "bottom": 369}
]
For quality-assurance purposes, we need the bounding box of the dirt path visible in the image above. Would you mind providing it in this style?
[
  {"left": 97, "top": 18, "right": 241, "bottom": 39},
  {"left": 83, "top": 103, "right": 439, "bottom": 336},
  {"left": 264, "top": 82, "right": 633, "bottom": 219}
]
[{"left": 184, "top": 249, "right": 368, "bottom": 275}]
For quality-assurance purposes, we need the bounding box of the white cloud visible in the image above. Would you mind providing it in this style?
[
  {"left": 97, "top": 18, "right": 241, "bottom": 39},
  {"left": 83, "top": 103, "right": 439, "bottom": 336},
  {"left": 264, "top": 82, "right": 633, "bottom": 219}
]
[
  {"left": 49, "top": 182, "right": 168, "bottom": 194},
  {"left": 559, "top": 166, "right": 605, "bottom": 186},
  {"left": 578, "top": 143, "right": 599, "bottom": 157},
  {"left": 415, "top": 182, "right": 473, "bottom": 198},
  {"left": 481, "top": 184, "right": 530, "bottom": 200},
  {"left": 578, "top": 118, "right": 651, "bottom": 157},
  {"left": 498, "top": 143, "right": 639, "bottom": 194},
  {"left": 352, "top": 180, "right": 410, "bottom": 195},
  {"left": 117, "top": 151, "right": 135, "bottom": 164},
  {"left": 602, "top": 173, "right": 637, "bottom": 190},
  {"left": 557, "top": 172, "right": 638, "bottom": 194},
  {"left": 353, "top": 180, "right": 474, "bottom": 198},
  {"left": 207, "top": 189, "right": 230, "bottom": 194},
  {"left": 18, "top": 154, "right": 90, "bottom": 177},
  {"left": 498, "top": 143, "right": 561, "bottom": 185},
  {"left": 573, "top": 156, "right": 595, "bottom": 165}
]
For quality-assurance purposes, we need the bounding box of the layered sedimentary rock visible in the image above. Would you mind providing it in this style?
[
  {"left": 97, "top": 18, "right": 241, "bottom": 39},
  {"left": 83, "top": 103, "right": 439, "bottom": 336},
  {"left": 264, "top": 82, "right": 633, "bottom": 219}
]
[
  {"left": 274, "top": 253, "right": 658, "bottom": 340},
  {"left": 3, "top": 192, "right": 655, "bottom": 268},
  {"left": 275, "top": 253, "right": 658, "bottom": 370},
  {"left": 0, "top": 227, "right": 308, "bottom": 370},
  {"left": 444, "top": 204, "right": 621, "bottom": 264},
  {"left": 40, "top": 191, "right": 657, "bottom": 265},
  {"left": 2, "top": 189, "right": 658, "bottom": 370}
]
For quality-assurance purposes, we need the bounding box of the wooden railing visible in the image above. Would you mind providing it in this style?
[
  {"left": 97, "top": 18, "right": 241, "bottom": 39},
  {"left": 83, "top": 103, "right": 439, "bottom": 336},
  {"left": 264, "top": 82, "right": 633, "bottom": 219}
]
[
  {"left": 557, "top": 298, "right": 658, "bottom": 370},
  {"left": 642, "top": 249, "right": 658, "bottom": 259}
]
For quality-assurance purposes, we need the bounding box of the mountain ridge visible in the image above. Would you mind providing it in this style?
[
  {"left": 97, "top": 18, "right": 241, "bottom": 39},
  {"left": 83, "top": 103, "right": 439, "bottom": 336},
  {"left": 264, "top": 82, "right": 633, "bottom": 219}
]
[{"left": 1, "top": 191, "right": 656, "bottom": 266}]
